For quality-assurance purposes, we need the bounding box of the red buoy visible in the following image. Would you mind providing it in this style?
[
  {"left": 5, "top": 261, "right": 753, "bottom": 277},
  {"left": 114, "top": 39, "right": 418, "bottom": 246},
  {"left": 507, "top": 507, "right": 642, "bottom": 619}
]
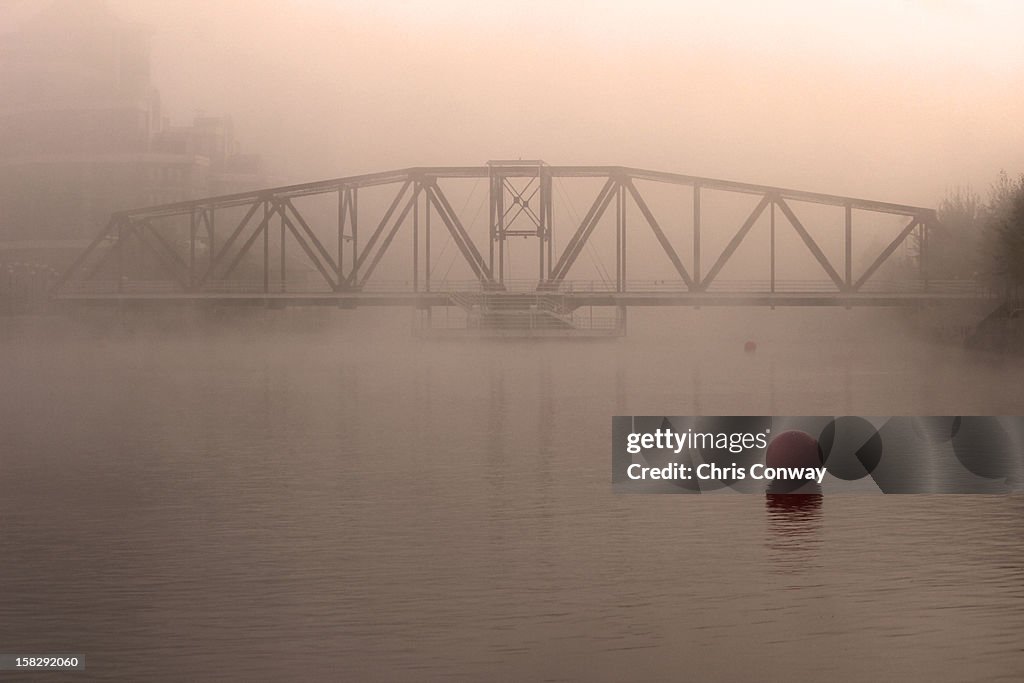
[
  {"left": 766, "top": 430, "right": 822, "bottom": 470},
  {"left": 765, "top": 430, "right": 823, "bottom": 494},
  {"left": 744, "top": 340, "right": 757, "bottom": 353}
]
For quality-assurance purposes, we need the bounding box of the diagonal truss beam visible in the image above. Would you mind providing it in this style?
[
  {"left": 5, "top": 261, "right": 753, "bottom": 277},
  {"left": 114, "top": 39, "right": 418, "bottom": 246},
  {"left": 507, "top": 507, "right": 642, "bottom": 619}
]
[
  {"left": 220, "top": 202, "right": 281, "bottom": 281},
  {"left": 143, "top": 220, "right": 193, "bottom": 288},
  {"left": 198, "top": 200, "right": 263, "bottom": 286},
  {"left": 277, "top": 202, "right": 338, "bottom": 289},
  {"left": 358, "top": 183, "right": 421, "bottom": 287},
  {"left": 623, "top": 178, "right": 694, "bottom": 289},
  {"left": 773, "top": 197, "right": 846, "bottom": 290},
  {"left": 345, "top": 179, "right": 412, "bottom": 288},
  {"left": 853, "top": 216, "right": 920, "bottom": 291},
  {"left": 133, "top": 222, "right": 192, "bottom": 291},
  {"left": 549, "top": 177, "right": 618, "bottom": 282},
  {"left": 281, "top": 199, "right": 339, "bottom": 279},
  {"left": 426, "top": 180, "right": 493, "bottom": 284},
  {"left": 700, "top": 193, "right": 772, "bottom": 290},
  {"left": 53, "top": 214, "right": 121, "bottom": 290}
]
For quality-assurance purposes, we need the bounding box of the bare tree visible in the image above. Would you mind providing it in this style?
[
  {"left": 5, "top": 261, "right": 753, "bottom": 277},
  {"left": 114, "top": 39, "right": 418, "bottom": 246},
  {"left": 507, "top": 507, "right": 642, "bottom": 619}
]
[
  {"left": 982, "top": 171, "right": 1024, "bottom": 290},
  {"left": 929, "top": 186, "right": 985, "bottom": 280}
]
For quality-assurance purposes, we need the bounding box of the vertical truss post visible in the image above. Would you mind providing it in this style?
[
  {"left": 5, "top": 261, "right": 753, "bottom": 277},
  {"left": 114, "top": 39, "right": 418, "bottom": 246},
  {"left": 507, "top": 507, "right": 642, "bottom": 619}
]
[
  {"left": 116, "top": 219, "right": 125, "bottom": 293},
  {"left": 488, "top": 170, "right": 496, "bottom": 279},
  {"left": 280, "top": 206, "right": 286, "bottom": 292},
  {"left": 614, "top": 179, "right": 622, "bottom": 290},
  {"left": 189, "top": 210, "right": 197, "bottom": 289},
  {"left": 536, "top": 162, "right": 548, "bottom": 285},
  {"left": 615, "top": 183, "right": 622, "bottom": 293},
  {"left": 693, "top": 184, "right": 701, "bottom": 284},
  {"left": 844, "top": 203, "right": 852, "bottom": 290},
  {"left": 262, "top": 201, "right": 270, "bottom": 293},
  {"left": 610, "top": 183, "right": 618, "bottom": 292},
  {"left": 425, "top": 188, "right": 431, "bottom": 293},
  {"left": 615, "top": 181, "right": 623, "bottom": 292},
  {"left": 544, "top": 169, "right": 553, "bottom": 281},
  {"left": 205, "top": 208, "right": 215, "bottom": 268},
  {"left": 770, "top": 197, "right": 776, "bottom": 294},
  {"left": 337, "top": 187, "right": 345, "bottom": 288},
  {"left": 350, "top": 188, "right": 359, "bottom": 288},
  {"left": 496, "top": 176, "right": 505, "bottom": 285},
  {"left": 413, "top": 180, "right": 420, "bottom": 293},
  {"left": 920, "top": 218, "right": 929, "bottom": 292},
  {"left": 538, "top": 189, "right": 544, "bottom": 286}
]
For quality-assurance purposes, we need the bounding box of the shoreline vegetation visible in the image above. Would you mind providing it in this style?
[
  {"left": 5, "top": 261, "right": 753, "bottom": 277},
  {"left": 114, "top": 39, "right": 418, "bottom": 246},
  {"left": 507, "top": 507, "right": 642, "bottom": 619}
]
[{"left": 920, "top": 171, "right": 1024, "bottom": 352}]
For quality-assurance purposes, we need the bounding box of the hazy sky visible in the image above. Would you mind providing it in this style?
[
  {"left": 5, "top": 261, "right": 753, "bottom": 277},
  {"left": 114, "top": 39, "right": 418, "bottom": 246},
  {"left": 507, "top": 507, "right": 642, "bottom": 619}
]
[{"left": 106, "top": 0, "right": 1024, "bottom": 206}]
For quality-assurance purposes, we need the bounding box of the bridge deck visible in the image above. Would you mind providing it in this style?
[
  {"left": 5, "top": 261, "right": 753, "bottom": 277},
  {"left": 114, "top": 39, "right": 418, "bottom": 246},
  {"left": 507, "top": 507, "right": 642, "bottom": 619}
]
[{"left": 53, "top": 280, "right": 996, "bottom": 308}]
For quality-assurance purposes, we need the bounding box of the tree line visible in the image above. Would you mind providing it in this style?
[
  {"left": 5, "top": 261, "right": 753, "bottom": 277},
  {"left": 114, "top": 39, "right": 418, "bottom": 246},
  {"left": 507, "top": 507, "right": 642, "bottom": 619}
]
[{"left": 931, "top": 172, "right": 1024, "bottom": 291}]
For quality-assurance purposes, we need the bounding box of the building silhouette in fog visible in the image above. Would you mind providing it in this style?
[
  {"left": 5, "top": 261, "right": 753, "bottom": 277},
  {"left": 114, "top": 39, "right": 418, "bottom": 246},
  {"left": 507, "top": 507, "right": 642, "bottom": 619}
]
[{"left": 0, "top": 0, "right": 268, "bottom": 268}]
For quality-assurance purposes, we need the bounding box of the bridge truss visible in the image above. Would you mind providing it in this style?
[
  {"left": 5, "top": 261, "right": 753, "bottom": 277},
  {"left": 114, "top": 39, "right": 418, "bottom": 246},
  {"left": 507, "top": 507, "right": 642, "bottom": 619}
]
[{"left": 55, "top": 161, "right": 979, "bottom": 311}]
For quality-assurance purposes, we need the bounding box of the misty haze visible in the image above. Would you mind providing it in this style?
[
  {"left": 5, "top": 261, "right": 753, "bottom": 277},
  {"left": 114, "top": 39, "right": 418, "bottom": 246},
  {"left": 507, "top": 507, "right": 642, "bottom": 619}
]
[{"left": 2, "top": 1, "right": 1024, "bottom": 681}]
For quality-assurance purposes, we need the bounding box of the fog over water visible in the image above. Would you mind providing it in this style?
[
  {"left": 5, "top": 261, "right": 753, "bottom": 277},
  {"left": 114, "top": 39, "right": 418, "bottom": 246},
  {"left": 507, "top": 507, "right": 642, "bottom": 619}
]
[
  {"left": 3, "top": 312, "right": 1024, "bottom": 680},
  {"left": 3, "top": 0, "right": 1024, "bottom": 680}
]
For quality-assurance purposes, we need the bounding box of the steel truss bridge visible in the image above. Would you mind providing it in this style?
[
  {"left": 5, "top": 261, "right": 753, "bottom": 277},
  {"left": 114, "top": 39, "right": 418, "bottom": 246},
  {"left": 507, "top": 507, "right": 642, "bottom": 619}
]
[{"left": 54, "top": 161, "right": 994, "bottom": 331}]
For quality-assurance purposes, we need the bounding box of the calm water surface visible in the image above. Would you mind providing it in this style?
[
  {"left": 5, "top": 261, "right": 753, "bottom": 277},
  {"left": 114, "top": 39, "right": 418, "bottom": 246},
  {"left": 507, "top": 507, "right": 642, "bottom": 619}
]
[{"left": 2, "top": 308, "right": 1023, "bottom": 681}]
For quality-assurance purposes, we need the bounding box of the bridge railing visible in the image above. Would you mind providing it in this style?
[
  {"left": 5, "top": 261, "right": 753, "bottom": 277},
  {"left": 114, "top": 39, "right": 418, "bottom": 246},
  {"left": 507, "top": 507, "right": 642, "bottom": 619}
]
[
  {"left": 53, "top": 278, "right": 999, "bottom": 298},
  {"left": 55, "top": 280, "right": 337, "bottom": 295}
]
